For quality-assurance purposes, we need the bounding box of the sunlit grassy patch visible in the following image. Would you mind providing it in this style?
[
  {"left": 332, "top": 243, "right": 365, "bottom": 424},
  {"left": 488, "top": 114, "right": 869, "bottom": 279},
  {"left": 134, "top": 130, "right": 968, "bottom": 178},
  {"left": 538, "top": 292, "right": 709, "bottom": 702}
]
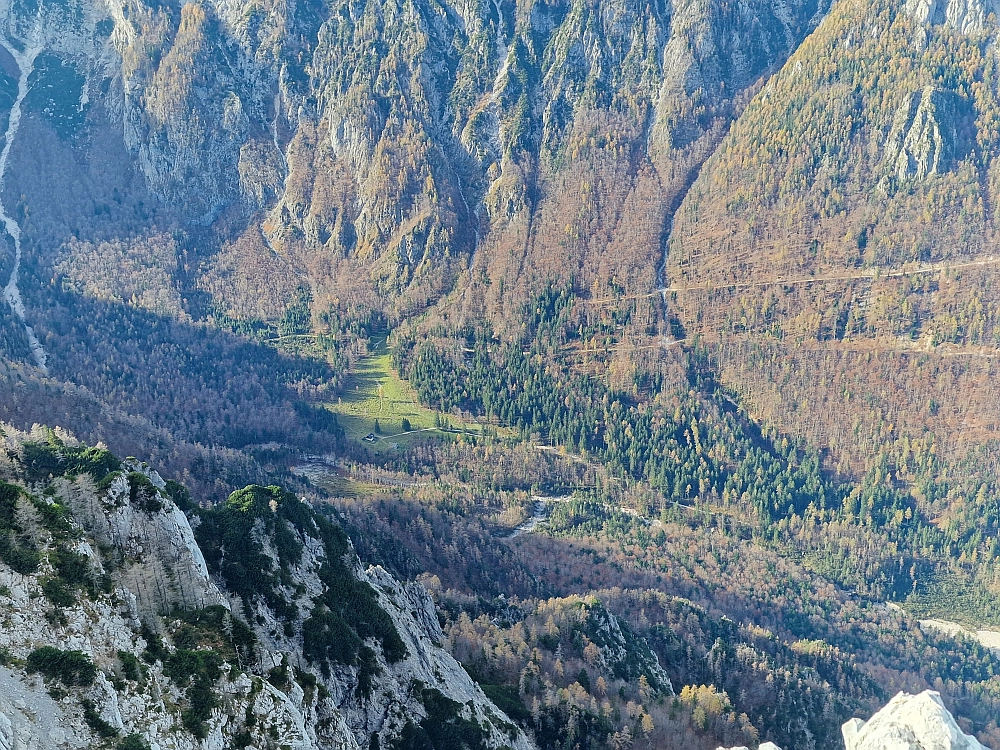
[{"left": 326, "top": 342, "right": 505, "bottom": 452}]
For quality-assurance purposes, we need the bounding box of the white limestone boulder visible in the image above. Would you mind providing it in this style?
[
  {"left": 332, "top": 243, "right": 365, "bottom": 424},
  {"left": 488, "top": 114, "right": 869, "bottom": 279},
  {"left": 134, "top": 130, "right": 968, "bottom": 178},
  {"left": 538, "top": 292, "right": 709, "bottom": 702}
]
[{"left": 842, "top": 690, "right": 987, "bottom": 750}]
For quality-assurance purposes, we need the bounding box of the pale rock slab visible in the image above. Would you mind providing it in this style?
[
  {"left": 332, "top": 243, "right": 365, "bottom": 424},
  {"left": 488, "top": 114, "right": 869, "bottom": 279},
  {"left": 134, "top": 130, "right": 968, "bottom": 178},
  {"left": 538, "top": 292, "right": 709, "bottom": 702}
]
[
  {"left": 880, "top": 85, "right": 972, "bottom": 191},
  {"left": 904, "top": 0, "right": 1000, "bottom": 32},
  {"left": 842, "top": 690, "right": 988, "bottom": 750}
]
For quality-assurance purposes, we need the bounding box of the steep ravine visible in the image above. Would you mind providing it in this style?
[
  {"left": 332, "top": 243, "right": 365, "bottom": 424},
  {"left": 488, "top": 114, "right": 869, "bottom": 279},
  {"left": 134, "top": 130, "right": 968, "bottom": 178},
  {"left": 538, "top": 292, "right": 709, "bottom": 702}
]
[{"left": 0, "top": 27, "right": 47, "bottom": 373}]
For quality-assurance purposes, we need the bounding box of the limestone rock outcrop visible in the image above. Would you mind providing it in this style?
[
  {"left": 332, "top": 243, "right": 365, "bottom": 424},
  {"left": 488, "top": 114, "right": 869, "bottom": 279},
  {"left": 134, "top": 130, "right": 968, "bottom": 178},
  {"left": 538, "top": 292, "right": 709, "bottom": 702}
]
[
  {"left": 842, "top": 690, "right": 988, "bottom": 750},
  {"left": 883, "top": 86, "right": 971, "bottom": 182},
  {"left": 904, "top": 0, "right": 1000, "bottom": 33},
  {"left": 61, "top": 458, "right": 226, "bottom": 618},
  {"left": 0, "top": 427, "right": 536, "bottom": 750}
]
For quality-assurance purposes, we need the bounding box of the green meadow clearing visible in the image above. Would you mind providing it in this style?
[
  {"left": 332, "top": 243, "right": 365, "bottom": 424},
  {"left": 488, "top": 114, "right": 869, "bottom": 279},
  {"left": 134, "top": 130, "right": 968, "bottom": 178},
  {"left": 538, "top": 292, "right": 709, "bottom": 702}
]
[{"left": 325, "top": 341, "right": 500, "bottom": 452}]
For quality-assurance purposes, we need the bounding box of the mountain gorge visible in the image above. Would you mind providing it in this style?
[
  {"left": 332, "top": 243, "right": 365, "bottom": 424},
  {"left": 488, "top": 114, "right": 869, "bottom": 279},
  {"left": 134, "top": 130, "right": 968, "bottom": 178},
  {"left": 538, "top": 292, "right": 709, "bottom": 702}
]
[{"left": 3, "top": 0, "right": 1000, "bottom": 746}]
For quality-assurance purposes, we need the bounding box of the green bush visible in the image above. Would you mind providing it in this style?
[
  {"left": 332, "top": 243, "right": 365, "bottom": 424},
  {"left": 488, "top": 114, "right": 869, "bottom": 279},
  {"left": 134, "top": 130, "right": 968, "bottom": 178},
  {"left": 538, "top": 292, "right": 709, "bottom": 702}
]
[
  {"left": 303, "top": 606, "right": 361, "bottom": 670},
  {"left": 26, "top": 647, "right": 96, "bottom": 685},
  {"left": 22, "top": 440, "right": 120, "bottom": 483},
  {"left": 170, "top": 606, "right": 256, "bottom": 664},
  {"left": 127, "top": 473, "right": 162, "bottom": 513},
  {"left": 54, "top": 548, "right": 95, "bottom": 592},
  {"left": 21, "top": 441, "right": 65, "bottom": 482},
  {"left": 42, "top": 577, "right": 76, "bottom": 606},
  {"left": 391, "top": 688, "right": 490, "bottom": 750},
  {"left": 140, "top": 624, "right": 168, "bottom": 664},
  {"left": 0, "top": 482, "right": 20, "bottom": 530},
  {"left": 0, "top": 532, "right": 39, "bottom": 574},
  {"left": 30, "top": 497, "right": 75, "bottom": 540},
  {"left": 356, "top": 646, "right": 380, "bottom": 699},
  {"left": 118, "top": 651, "right": 143, "bottom": 682},
  {"left": 0, "top": 483, "right": 39, "bottom": 575},
  {"left": 163, "top": 649, "right": 223, "bottom": 687},
  {"left": 164, "top": 480, "right": 194, "bottom": 513},
  {"left": 81, "top": 699, "right": 119, "bottom": 738},
  {"left": 164, "top": 649, "right": 223, "bottom": 739},
  {"left": 479, "top": 683, "right": 531, "bottom": 724},
  {"left": 182, "top": 681, "right": 217, "bottom": 738},
  {"left": 118, "top": 734, "right": 151, "bottom": 750},
  {"left": 38, "top": 547, "right": 97, "bottom": 606}
]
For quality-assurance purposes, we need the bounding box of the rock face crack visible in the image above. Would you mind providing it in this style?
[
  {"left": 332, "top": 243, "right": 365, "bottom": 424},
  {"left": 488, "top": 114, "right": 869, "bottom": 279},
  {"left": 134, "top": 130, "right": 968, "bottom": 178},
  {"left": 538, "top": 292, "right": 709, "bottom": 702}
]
[{"left": 0, "top": 28, "right": 47, "bottom": 373}]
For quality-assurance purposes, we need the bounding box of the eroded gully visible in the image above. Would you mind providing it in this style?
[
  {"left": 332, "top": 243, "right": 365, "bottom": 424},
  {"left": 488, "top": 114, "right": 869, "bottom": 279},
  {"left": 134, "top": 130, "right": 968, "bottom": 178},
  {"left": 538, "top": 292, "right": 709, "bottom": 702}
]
[{"left": 0, "top": 32, "right": 47, "bottom": 372}]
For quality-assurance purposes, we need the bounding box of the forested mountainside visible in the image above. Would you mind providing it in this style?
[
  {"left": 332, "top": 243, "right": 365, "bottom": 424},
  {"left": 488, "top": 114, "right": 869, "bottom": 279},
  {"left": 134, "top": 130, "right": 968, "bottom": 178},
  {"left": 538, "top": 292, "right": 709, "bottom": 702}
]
[
  {"left": 5, "top": 0, "right": 1000, "bottom": 746},
  {"left": 668, "top": 0, "right": 1000, "bottom": 483},
  {"left": 0, "top": 0, "right": 818, "bottom": 487}
]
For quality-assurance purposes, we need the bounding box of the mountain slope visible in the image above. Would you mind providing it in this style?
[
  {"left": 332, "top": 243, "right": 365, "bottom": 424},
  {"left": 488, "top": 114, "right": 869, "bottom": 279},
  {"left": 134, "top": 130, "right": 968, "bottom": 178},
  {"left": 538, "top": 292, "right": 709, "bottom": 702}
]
[
  {"left": 6, "top": 0, "right": 1000, "bottom": 747},
  {"left": 668, "top": 0, "right": 1000, "bottom": 483},
  {"left": 0, "top": 0, "right": 842, "bottom": 505},
  {"left": 0, "top": 424, "right": 536, "bottom": 750},
  {"left": 2, "top": 0, "right": 831, "bottom": 322}
]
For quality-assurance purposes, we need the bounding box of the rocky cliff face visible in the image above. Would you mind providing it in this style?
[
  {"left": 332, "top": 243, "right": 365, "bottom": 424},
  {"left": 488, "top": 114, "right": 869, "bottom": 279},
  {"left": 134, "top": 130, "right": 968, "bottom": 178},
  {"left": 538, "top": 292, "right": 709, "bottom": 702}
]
[
  {"left": 0, "top": 448, "right": 327, "bottom": 749},
  {"left": 0, "top": 424, "right": 534, "bottom": 750},
  {"left": 62, "top": 458, "right": 226, "bottom": 618},
  {"left": 882, "top": 86, "right": 970, "bottom": 182},
  {"left": 0, "top": 0, "right": 829, "bottom": 324},
  {"left": 903, "top": 0, "right": 1000, "bottom": 33},
  {"left": 193, "top": 482, "right": 535, "bottom": 750}
]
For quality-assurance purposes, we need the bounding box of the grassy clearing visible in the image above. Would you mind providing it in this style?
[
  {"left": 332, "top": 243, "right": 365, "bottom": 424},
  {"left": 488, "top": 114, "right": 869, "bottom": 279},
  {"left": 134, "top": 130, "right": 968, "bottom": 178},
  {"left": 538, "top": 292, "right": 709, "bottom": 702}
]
[
  {"left": 326, "top": 341, "right": 502, "bottom": 452},
  {"left": 291, "top": 466, "right": 371, "bottom": 498}
]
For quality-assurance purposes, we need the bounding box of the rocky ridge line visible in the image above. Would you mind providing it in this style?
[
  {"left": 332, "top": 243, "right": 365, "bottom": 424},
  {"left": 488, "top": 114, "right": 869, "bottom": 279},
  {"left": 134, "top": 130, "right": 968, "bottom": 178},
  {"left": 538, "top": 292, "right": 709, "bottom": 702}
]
[{"left": 0, "top": 426, "right": 536, "bottom": 750}]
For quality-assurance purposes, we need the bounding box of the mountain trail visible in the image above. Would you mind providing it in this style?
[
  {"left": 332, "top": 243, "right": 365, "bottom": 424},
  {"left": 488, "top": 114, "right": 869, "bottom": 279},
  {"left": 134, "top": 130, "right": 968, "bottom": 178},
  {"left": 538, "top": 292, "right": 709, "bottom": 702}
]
[{"left": 591, "top": 253, "right": 1000, "bottom": 306}]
